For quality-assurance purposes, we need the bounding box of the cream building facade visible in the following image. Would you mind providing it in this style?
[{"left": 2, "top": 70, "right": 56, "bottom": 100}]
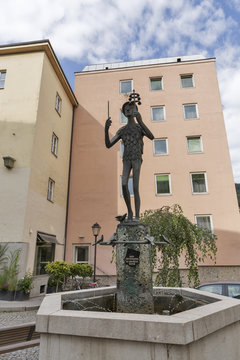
[
  {"left": 0, "top": 41, "right": 77, "bottom": 283},
  {"left": 67, "top": 55, "right": 240, "bottom": 280}
]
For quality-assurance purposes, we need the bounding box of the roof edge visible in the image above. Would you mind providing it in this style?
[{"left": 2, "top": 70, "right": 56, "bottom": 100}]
[{"left": 0, "top": 40, "right": 78, "bottom": 107}]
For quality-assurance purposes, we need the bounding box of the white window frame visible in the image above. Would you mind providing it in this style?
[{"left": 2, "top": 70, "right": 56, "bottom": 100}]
[
  {"left": 120, "top": 176, "right": 133, "bottom": 197},
  {"left": 47, "top": 178, "right": 55, "bottom": 202},
  {"left": 120, "top": 80, "right": 133, "bottom": 94},
  {"left": 74, "top": 244, "right": 90, "bottom": 264},
  {"left": 155, "top": 174, "right": 171, "bottom": 196},
  {"left": 51, "top": 133, "right": 58, "bottom": 157},
  {"left": 120, "top": 109, "right": 128, "bottom": 124},
  {"left": 183, "top": 104, "right": 198, "bottom": 119},
  {"left": 190, "top": 172, "right": 208, "bottom": 194},
  {"left": 55, "top": 93, "right": 62, "bottom": 115},
  {"left": 195, "top": 215, "right": 213, "bottom": 232},
  {"left": 151, "top": 106, "right": 165, "bottom": 122},
  {"left": 150, "top": 77, "right": 163, "bottom": 91},
  {"left": 0, "top": 70, "right": 6, "bottom": 89},
  {"left": 153, "top": 138, "right": 168, "bottom": 156},
  {"left": 180, "top": 74, "right": 194, "bottom": 88},
  {"left": 187, "top": 136, "right": 203, "bottom": 154}
]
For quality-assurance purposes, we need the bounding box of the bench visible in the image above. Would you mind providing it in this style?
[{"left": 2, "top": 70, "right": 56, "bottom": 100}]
[{"left": 0, "top": 322, "right": 40, "bottom": 354}]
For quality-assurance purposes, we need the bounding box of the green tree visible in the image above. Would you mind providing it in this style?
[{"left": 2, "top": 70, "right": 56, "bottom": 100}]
[
  {"left": 69, "top": 263, "right": 93, "bottom": 289},
  {"left": 45, "top": 261, "right": 70, "bottom": 292},
  {"left": 141, "top": 205, "right": 217, "bottom": 287}
]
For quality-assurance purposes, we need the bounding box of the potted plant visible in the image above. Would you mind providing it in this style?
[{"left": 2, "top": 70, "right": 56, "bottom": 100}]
[
  {"left": 0, "top": 248, "right": 20, "bottom": 301},
  {"left": 15, "top": 272, "right": 34, "bottom": 301},
  {"left": 45, "top": 261, "right": 70, "bottom": 293}
]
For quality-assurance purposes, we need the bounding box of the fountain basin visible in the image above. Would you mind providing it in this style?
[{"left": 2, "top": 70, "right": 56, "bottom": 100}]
[{"left": 36, "top": 286, "right": 240, "bottom": 360}]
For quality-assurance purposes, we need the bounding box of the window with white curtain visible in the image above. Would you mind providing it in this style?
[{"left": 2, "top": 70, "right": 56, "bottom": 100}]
[
  {"left": 120, "top": 110, "right": 128, "bottom": 124},
  {"left": 195, "top": 215, "right": 213, "bottom": 232},
  {"left": 191, "top": 172, "right": 207, "bottom": 193},
  {"left": 150, "top": 77, "right": 163, "bottom": 91},
  {"left": 153, "top": 139, "right": 168, "bottom": 155},
  {"left": 120, "top": 80, "right": 133, "bottom": 94},
  {"left": 151, "top": 106, "right": 165, "bottom": 121},
  {"left": 55, "top": 93, "right": 62, "bottom": 115},
  {"left": 187, "top": 136, "right": 202, "bottom": 153},
  {"left": 51, "top": 133, "right": 58, "bottom": 156},
  {"left": 181, "top": 74, "right": 194, "bottom": 88},
  {"left": 184, "top": 104, "right": 198, "bottom": 119},
  {"left": 47, "top": 178, "right": 55, "bottom": 202},
  {"left": 0, "top": 71, "right": 6, "bottom": 89}
]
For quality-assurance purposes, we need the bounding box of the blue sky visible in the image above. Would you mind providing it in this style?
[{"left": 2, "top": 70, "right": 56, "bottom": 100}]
[{"left": 1, "top": 0, "right": 240, "bottom": 182}]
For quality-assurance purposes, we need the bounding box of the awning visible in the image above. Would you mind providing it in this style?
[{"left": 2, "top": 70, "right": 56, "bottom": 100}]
[{"left": 37, "top": 232, "right": 61, "bottom": 245}]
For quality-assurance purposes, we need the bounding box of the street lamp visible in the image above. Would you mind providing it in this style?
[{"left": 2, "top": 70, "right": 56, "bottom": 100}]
[{"left": 91, "top": 222, "right": 101, "bottom": 283}]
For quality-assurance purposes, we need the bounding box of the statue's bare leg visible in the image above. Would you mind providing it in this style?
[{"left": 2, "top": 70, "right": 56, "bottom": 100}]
[
  {"left": 132, "top": 159, "right": 142, "bottom": 220},
  {"left": 122, "top": 160, "right": 133, "bottom": 220}
]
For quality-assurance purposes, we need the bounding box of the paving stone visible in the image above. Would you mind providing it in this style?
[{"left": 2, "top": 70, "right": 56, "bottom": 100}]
[
  {"left": 0, "top": 311, "right": 38, "bottom": 328},
  {"left": 0, "top": 346, "right": 39, "bottom": 360}
]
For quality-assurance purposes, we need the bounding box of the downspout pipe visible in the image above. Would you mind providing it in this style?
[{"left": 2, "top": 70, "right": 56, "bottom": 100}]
[{"left": 63, "top": 105, "right": 76, "bottom": 261}]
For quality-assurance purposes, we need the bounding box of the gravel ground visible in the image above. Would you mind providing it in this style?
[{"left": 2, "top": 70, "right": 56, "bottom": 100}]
[
  {"left": 0, "top": 346, "right": 39, "bottom": 360},
  {"left": 0, "top": 311, "right": 39, "bottom": 360},
  {"left": 0, "top": 311, "right": 38, "bottom": 328}
]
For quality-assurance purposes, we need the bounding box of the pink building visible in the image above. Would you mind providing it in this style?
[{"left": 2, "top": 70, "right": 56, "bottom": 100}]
[{"left": 66, "top": 55, "right": 240, "bottom": 282}]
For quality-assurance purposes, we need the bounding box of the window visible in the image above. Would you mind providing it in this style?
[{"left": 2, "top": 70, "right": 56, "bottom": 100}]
[
  {"left": 0, "top": 71, "right": 6, "bottom": 89},
  {"left": 120, "top": 80, "right": 132, "bottom": 94},
  {"left": 153, "top": 139, "right": 168, "bottom": 155},
  {"left": 120, "top": 110, "right": 128, "bottom": 124},
  {"left": 151, "top": 106, "right": 165, "bottom": 121},
  {"left": 47, "top": 178, "right": 55, "bottom": 202},
  {"left": 155, "top": 174, "right": 171, "bottom": 195},
  {"left": 187, "top": 136, "right": 202, "bottom": 153},
  {"left": 55, "top": 93, "right": 62, "bottom": 115},
  {"left": 195, "top": 215, "right": 213, "bottom": 232},
  {"left": 35, "top": 237, "right": 55, "bottom": 275},
  {"left": 51, "top": 133, "right": 58, "bottom": 156},
  {"left": 75, "top": 245, "right": 90, "bottom": 264},
  {"left": 120, "top": 142, "right": 124, "bottom": 158},
  {"left": 181, "top": 74, "right": 194, "bottom": 88},
  {"left": 150, "top": 77, "right": 163, "bottom": 91},
  {"left": 199, "top": 284, "right": 222, "bottom": 295},
  {"left": 120, "top": 176, "right": 133, "bottom": 196},
  {"left": 183, "top": 104, "right": 198, "bottom": 119},
  {"left": 191, "top": 172, "right": 207, "bottom": 193},
  {"left": 228, "top": 284, "right": 240, "bottom": 298}
]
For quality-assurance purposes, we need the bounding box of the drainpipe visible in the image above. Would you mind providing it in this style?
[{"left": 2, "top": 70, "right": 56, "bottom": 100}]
[{"left": 63, "top": 105, "right": 76, "bottom": 261}]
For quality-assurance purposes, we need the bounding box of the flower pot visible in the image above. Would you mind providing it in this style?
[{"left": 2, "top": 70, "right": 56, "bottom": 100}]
[
  {"left": 0, "top": 289, "right": 15, "bottom": 301},
  {"left": 47, "top": 286, "right": 57, "bottom": 294},
  {"left": 15, "top": 290, "right": 30, "bottom": 301}
]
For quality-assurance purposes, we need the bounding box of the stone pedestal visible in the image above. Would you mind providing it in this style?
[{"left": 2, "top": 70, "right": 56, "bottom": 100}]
[{"left": 116, "top": 222, "right": 154, "bottom": 314}]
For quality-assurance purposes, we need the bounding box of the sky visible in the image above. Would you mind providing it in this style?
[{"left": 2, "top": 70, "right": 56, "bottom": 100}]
[{"left": 1, "top": 0, "right": 240, "bottom": 182}]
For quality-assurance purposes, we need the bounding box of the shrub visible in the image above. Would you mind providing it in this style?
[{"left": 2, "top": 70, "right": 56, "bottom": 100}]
[
  {"left": 45, "top": 261, "right": 70, "bottom": 292},
  {"left": 17, "top": 272, "right": 34, "bottom": 294}
]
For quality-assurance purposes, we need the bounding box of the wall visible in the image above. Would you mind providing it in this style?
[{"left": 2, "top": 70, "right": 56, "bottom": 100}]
[
  {"left": 0, "top": 52, "right": 43, "bottom": 265},
  {"left": 67, "top": 58, "right": 240, "bottom": 275},
  {"left": 23, "top": 53, "right": 74, "bottom": 271}
]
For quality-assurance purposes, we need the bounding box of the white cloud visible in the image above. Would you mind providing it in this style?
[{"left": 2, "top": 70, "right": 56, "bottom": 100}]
[{"left": 0, "top": 0, "right": 240, "bottom": 181}]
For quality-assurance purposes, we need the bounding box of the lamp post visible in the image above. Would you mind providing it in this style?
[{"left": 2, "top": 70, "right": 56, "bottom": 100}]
[{"left": 91, "top": 222, "right": 101, "bottom": 283}]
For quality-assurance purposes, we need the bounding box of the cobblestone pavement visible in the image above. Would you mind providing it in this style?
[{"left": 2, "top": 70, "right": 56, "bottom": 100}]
[
  {"left": 0, "top": 346, "right": 39, "bottom": 360},
  {"left": 0, "top": 311, "right": 39, "bottom": 360},
  {"left": 0, "top": 311, "right": 38, "bottom": 328}
]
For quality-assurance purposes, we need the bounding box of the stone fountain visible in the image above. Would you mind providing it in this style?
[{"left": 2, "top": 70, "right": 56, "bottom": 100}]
[{"left": 36, "top": 93, "right": 240, "bottom": 359}]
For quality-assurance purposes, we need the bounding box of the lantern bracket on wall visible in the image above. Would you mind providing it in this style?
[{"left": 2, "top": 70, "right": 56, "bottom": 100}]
[{"left": 3, "top": 156, "right": 16, "bottom": 169}]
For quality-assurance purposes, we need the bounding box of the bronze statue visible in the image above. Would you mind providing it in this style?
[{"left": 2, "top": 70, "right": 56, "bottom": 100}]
[{"left": 105, "top": 91, "right": 154, "bottom": 221}]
